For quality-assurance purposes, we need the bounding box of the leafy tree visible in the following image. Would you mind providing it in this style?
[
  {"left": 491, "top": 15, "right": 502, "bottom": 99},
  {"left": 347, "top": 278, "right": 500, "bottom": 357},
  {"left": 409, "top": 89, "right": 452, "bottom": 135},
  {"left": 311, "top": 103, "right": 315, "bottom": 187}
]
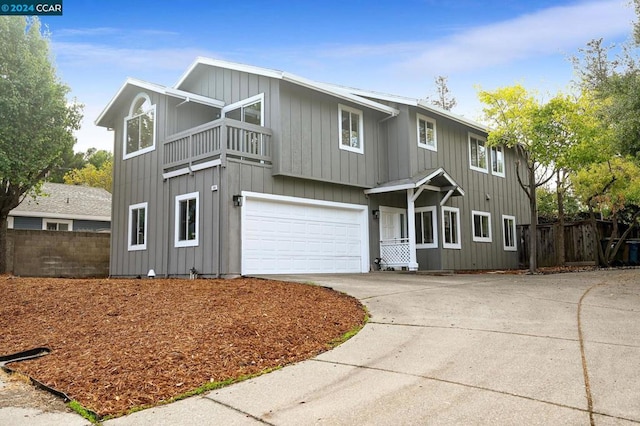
[
  {"left": 48, "top": 144, "right": 87, "bottom": 182},
  {"left": 64, "top": 158, "right": 112, "bottom": 192},
  {"left": 427, "top": 76, "right": 457, "bottom": 111},
  {"left": 0, "top": 16, "right": 83, "bottom": 273}
]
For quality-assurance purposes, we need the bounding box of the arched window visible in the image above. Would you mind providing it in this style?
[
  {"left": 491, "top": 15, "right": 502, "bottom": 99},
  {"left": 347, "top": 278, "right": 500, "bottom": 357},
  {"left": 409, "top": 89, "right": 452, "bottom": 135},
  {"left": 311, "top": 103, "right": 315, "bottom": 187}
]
[{"left": 123, "top": 93, "right": 156, "bottom": 159}]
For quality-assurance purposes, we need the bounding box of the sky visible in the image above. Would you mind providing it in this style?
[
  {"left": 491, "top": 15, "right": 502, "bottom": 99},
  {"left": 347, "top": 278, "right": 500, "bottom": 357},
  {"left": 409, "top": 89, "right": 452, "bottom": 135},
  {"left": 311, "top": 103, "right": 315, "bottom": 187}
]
[{"left": 38, "top": 0, "right": 636, "bottom": 154}]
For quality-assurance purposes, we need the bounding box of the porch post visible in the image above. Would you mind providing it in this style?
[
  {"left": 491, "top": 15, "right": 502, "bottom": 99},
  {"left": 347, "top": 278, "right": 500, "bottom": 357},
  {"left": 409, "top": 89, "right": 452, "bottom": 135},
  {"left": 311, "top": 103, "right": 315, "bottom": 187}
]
[{"left": 407, "top": 188, "right": 419, "bottom": 271}]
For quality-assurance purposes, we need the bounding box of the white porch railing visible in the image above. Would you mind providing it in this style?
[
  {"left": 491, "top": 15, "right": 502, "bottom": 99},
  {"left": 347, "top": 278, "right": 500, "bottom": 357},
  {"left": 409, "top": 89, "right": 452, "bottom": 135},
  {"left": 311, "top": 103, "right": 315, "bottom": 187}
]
[{"left": 379, "top": 238, "right": 410, "bottom": 268}]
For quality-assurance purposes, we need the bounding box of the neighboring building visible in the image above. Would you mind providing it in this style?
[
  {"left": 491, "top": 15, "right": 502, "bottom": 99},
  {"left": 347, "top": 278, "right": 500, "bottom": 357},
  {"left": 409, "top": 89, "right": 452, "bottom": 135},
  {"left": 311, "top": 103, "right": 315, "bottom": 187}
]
[
  {"left": 96, "top": 58, "right": 529, "bottom": 277},
  {"left": 9, "top": 182, "right": 111, "bottom": 232}
]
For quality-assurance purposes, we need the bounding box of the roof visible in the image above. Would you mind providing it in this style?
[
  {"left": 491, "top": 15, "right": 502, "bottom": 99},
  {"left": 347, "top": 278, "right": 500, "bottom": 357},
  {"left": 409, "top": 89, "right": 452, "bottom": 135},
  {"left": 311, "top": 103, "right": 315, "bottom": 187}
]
[
  {"left": 95, "top": 77, "right": 225, "bottom": 128},
  {"left": 364, "top": 168, "right": 465, "bottom": 197},
  {"left": 10, "top": 183, "right": 112, "bottom": 221},
  {"left": 175, "top": 57, "right": 400, "bottom": 116}
]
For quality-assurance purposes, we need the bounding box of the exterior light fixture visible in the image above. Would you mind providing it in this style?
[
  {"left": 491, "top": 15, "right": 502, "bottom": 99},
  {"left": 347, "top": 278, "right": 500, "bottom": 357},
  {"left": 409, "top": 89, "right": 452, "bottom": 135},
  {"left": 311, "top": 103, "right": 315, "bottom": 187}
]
[
  {"left": 233, "top": 195, "right": 243, "bottom": 207},
  {"left": 372, "top": 209, "right": 380, "bottom": 219}
]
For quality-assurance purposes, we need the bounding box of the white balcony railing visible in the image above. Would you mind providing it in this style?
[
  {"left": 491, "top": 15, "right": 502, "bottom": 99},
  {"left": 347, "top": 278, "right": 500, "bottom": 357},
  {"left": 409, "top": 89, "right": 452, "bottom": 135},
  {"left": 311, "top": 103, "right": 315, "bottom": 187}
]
[{"left": 379, "top": 238, "right": 410, "bottom": 268}]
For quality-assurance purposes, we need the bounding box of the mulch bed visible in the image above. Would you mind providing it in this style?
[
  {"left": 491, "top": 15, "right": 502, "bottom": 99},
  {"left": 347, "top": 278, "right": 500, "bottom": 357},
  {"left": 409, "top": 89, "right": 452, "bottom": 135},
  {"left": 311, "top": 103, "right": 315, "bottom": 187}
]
[{"left": 0, "top": 276, "right": 367, "bottom": 418}]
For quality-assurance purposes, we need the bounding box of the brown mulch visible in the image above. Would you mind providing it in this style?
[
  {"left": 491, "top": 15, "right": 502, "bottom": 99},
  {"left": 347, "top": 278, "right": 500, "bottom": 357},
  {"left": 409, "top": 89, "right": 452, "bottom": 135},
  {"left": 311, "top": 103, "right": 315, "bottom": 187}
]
[{"left": 0, "top": 276, "right": 367, "bottom": 418}]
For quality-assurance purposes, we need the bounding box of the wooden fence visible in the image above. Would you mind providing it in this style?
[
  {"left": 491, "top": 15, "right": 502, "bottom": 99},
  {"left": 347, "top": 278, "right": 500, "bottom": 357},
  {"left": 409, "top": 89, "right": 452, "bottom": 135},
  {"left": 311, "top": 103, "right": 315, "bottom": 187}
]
[{"left": 517, "top": 220, "right": 612, "bottom": 267}]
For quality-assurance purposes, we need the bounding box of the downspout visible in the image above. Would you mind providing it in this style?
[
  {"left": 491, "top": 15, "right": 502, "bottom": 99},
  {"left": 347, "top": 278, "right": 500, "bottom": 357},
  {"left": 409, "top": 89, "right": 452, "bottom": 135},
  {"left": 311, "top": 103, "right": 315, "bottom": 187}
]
[
  {"left": 164, "top": 177, "right": 171, "bottom": 278},
  {"left": 217, "top": 121, "right": 227, "bottom": 278}
]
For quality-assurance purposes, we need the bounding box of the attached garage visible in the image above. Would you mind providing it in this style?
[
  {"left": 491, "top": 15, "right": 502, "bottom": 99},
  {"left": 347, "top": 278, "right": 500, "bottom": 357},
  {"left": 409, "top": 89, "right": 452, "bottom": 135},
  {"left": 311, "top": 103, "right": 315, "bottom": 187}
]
[{"left": 241, "top": 192, "right": 369, "bottom": 274}]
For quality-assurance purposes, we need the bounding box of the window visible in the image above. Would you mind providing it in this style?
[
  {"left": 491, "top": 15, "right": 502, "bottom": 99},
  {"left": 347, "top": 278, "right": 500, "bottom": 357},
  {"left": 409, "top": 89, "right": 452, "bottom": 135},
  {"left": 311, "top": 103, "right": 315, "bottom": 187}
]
[
  {"left": 223, "top": 93, "right": 264, "bottom": 125},
  {"left": 472, "top": 210, "right": 492, "bottom": 242},
  {"left": 124, "top": 93, "right": 156, "bottom": 159},
  {"left": 338, "top": 104, "right": 364, "bottom": 154},
  {"left": 415, "top": 206, "right": 437, "bottom": 248},
  {"left": 503, "top": 215, "right": 517, "bottom": 251},
  {"left": 175, "top": 192, "right": 199, "bottom": 247},
  {"left": 417, "top": 114, "right": 437, "bottom": 151},
  {"left": 469, "top": 133, "right": 488, "bottom": 173},
  {"left": 43, "top": 219, "right": 72, "bottom": 231},
  {"left": 442, "top": 206, "right": 461, "bottom": 249},
  {"left": 491, "top": 145, "right": 505, "bottom": 177},
  {"left": 128, "top": 202, "right": 148, "bottom": 251}
]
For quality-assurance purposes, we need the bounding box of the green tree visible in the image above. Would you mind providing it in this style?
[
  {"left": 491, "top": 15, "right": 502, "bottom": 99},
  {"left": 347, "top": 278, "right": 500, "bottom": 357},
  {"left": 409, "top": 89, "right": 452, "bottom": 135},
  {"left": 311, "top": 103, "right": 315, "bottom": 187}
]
[
  {"left": 63, "top": 158, "right": 112, "bottom": 192},
  {"left": 0, "top": 16, "right": 83, "bottom": 273}
]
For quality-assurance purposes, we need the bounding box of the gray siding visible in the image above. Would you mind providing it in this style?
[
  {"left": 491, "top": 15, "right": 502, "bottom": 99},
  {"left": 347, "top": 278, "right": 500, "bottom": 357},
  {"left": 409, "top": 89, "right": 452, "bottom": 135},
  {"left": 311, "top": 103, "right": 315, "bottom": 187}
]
[
  {"left": 73, "top": 220, "right": 110, "bottom": 232},
  {"left": 12, "top": 216, "right": 41, "bottom": 230}
]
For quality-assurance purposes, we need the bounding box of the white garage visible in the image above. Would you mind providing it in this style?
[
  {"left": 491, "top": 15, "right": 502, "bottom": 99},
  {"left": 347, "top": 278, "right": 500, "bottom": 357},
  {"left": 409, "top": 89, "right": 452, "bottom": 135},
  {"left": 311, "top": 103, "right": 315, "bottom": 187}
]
[{"left": 241, "top": 192, "right": 369, "bottom": 275}]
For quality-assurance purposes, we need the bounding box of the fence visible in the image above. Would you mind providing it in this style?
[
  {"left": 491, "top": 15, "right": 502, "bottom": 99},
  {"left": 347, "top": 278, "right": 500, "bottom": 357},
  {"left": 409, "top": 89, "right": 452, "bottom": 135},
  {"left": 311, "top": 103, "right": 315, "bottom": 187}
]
[
  {"left": 5, "top": 229, "right": 110, "bottom": 277},
  {"left": 517, "top": 220, "right": 612, "bottom": 267}
]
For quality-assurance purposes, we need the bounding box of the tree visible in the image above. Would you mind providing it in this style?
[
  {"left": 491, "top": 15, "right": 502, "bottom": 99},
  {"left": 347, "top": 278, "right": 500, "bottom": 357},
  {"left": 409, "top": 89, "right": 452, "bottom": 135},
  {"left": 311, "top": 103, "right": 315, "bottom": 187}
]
[
  {"left": 427, "top": 76, "right": 457, "bottom": 111},
  {"left": 0, "top": 17, "right": 83, "bottom": 273},
  {"left": 64, "top": 158, "right": 112, "bottom": 192}
]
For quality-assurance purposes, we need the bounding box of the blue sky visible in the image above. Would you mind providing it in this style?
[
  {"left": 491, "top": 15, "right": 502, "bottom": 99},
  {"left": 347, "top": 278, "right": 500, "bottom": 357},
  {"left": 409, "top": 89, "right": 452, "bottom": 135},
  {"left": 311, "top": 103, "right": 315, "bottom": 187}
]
[{"left": 39, "top": 0, "right": 635, "bottom": 153}]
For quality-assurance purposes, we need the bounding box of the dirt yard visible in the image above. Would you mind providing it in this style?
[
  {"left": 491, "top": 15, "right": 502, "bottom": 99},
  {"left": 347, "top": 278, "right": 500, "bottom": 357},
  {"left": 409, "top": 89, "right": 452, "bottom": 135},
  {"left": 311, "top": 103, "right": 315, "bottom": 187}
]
[{"left": 0, "top": 276, "right": 367, "bottom": 419}]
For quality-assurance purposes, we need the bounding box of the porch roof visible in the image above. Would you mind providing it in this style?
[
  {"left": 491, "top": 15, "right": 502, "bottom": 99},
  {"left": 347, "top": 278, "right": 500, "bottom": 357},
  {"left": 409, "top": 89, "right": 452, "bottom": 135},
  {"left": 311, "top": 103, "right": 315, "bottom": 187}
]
[{"left": 364, "top": 168, "right": 465, "bottom": 197}]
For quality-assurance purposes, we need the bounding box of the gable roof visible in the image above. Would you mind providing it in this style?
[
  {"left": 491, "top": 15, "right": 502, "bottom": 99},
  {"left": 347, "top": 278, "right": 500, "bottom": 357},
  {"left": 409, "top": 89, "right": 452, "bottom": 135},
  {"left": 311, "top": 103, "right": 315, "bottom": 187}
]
[
  {"left": 10, "top": 183, "right": 111, "bottom": 221},
  {"left": 95, "top": 77, "right": 225, "bottom": 128},
  {"left": 175, "top": 57, "right": 400, "bottom": 117},
  {"left": 364, "top": 168, "right": 465, "bottom": 197}
]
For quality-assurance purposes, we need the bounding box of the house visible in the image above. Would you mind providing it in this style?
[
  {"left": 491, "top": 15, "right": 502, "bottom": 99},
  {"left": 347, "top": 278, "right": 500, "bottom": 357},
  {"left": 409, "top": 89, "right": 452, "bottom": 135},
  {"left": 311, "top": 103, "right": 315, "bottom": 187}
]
[
  {"left": 95, "top": 58, "right": 529, "bottom": 277},
  {"left": 9, "top": 182, "right": 111, "bottom": 232}
]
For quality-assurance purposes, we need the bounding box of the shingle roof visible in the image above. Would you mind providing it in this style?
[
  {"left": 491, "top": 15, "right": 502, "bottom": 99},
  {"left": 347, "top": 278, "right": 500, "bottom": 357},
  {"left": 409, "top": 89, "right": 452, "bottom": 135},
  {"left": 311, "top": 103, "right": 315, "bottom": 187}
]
[{"left": 11, "top": 183, "right": 111, "bottom": 221}]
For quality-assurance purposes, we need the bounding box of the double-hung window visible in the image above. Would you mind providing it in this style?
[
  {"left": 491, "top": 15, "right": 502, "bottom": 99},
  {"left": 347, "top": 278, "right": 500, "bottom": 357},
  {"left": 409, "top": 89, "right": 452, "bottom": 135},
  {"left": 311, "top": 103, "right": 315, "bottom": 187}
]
[
  {"left": 472, "top": 210, "right": 492, "bottom": 243},
  {"left": 175, "top": 192, "right": 199, "bottom": 247},
  {"left": 502, "top": 215, "right": 517, "bottom": 251},
  {"left": 415, "top": 206, "right": 437, "bottom": 248},
  {"left": 128, "top": 202, "right": 147, "bottom": 251},
  {"left": 417, "top": 114, "right": 437, "bottom": 151},
  {"left": 491, "top": 145, "right": 505, "bottom": 177},
  {"left": 442, "top": 206, "right": 461, "bottom": 249},
  {"left": 124, "top": 93, "right": 156, "bottom": 159},
  {"left": 469, "top": 133, "right": 488, "bottom": 173},
  {"left": 339, "top": 104, "right": 364, "bottom": 154}
]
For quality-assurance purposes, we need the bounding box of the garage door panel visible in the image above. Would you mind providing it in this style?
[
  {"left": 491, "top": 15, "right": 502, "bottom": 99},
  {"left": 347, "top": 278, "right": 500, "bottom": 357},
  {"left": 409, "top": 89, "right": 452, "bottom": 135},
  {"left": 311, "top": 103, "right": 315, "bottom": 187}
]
[{"left": 242, "top": 195, "right": 367, "bottom": 274}]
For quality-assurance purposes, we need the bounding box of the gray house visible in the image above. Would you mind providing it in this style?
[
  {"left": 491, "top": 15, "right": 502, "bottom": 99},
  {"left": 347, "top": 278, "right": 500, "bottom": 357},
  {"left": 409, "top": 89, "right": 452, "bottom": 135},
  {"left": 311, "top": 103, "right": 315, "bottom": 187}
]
[
  {"left": 96, "top": 58, "right": 529, "bottom": 277},
  {"left": 9, "top": 182, "right": 111, "bottom": 232}
]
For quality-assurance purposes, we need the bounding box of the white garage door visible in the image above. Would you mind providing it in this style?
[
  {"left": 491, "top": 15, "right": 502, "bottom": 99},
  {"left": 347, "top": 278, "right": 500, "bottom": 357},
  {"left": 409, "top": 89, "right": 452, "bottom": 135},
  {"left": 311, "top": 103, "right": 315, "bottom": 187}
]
[{"left": 242, "top": 192, "right": 369, "bottom": 275}]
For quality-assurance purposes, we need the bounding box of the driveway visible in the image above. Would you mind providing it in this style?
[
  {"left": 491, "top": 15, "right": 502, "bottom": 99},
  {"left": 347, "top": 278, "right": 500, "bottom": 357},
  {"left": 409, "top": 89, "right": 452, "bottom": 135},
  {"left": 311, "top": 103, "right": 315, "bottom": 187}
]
[{"left": 3, "top": 269, "right": 640, "bottom": 425}]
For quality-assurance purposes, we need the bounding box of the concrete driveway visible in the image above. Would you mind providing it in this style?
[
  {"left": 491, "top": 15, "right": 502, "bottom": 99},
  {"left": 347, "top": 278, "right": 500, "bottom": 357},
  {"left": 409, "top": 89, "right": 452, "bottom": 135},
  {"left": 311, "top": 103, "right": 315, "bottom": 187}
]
[{"left": 3, "top": 269, "right": 639, "bottom": 425}]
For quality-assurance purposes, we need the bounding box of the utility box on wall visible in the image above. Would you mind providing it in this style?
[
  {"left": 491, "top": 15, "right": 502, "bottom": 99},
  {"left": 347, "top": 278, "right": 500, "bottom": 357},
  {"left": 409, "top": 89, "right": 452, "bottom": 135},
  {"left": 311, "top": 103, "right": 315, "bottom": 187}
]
[{"left": 5, "top": 229, "right": 110, "bottom": 278}]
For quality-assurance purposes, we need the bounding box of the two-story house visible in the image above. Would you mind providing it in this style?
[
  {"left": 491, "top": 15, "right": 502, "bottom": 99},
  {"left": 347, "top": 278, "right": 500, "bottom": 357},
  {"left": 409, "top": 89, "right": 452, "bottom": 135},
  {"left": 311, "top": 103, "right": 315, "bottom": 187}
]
[{"left": 96, "top": 58, "right": 529, "bottom": 277}]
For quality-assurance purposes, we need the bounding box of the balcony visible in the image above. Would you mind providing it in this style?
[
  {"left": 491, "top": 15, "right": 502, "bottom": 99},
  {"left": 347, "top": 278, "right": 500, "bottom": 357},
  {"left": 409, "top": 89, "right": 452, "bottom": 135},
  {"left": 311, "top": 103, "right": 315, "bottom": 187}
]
[{"left": 163, "top": 118, "right": 272, "bottom": 171}]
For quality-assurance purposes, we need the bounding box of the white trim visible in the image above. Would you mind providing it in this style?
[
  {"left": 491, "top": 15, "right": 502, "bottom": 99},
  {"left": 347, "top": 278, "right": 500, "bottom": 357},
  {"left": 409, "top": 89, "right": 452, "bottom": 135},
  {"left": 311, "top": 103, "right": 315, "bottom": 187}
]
[
  {"left": 415, "top": 206, "right": 438, "bottom": 249},
  {"left": 442, "top": 206, "right": 461, "bottom": 250},
  {"left": 162, "top": 159, "right": 221, "bottom": 180},
  {"left": 416, "top": 113, "right": 437, "bottom": 151},
  {"left": 338, "top": 104, "right": 364, "bottom": 154},
  {"left": 241, "top": 191, "right": 369, "bottom": 274},
  {"left": 491, "top": 145, "right": 506, "bottom": 178},
  {"left": 469, "top": 133, "right": 489, "bottom": 174},
  {"left": 123, "top": 93, "right": 156, "bottom": 160},
  {"left": 222, "top": 93, "right": 264, "bottom": 125},
  {"left": 43, "top": 218, "right": 73, "bottom": 231},
  {"left": 174, "top": 192, "right": 200, "bottom": 248},
  {"left": 9, "top": 211, "right": 110, "bottom": 221},
  {"left": 128, "top": 202, "right": 148, "bottom": 251},
  {"left": 7, "top": 216, "right": 14, "bottom": 229},
  {"left": 471, "top": 210, "right": 492, "bottom": 243},
  {"left": 502, "top": 215, "right": 518, "bottom": 251},
  {"left": 364, "top": 168, "right": 465, "bottom": 197}
]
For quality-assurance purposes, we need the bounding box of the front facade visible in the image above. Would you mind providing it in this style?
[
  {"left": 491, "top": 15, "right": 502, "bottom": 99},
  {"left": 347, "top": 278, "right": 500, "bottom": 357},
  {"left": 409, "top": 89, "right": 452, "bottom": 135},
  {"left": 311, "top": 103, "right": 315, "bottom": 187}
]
[{"left": 96, "top": 58, "right": 529, "bottom": 277}]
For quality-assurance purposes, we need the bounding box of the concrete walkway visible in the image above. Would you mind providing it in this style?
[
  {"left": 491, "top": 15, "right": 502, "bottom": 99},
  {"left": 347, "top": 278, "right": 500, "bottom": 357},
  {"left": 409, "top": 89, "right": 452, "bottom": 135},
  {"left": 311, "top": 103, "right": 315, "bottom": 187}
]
[{"left": 2, "top": 269, "right": 639, "bottom": 425}]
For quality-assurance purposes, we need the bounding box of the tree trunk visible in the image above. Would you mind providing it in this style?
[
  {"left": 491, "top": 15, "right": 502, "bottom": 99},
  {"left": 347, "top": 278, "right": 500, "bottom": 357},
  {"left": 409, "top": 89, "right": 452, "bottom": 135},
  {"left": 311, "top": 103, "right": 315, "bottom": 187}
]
[
  {"left": 588, "top": 204, "right": 605, "bottom": 266},
  {"left": 528, "top": 167, "right": 538, "bottom": 273},
  {"left": 0, "top": 213, "right": 8, "bottom": 274},
  {"left": 556, "top": 171, "right": 566, "bottom": 266}
]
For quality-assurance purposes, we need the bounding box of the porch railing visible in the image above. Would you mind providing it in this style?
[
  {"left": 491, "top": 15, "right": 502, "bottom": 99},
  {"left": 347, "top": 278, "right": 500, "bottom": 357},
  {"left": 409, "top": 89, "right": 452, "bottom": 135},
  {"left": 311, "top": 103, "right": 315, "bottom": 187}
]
[
  {"left": 163, "top": 118, "right": 272, "bottom": 170},
  {"left": 380, "top": 238, "right": 410, "bottom": 268}
]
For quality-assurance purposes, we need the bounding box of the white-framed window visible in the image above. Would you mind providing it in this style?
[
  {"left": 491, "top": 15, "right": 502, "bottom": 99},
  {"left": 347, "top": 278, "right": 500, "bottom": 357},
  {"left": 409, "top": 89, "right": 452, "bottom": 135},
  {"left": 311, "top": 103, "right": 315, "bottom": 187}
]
[
  {"left": 415, "top": 206, "right": 437, "bottom": 249},
  {"left": 43, "top": 219, "right": 72, "bottom": 231},
  {"left": 469, "top": 133, "right": 488, "bottom": 173},
  {"left": 491, "top": 145, "right": 505, "bottom": 177},
  {"left": 442, "top": 206, "right": 461, "bottom": 249},
  {"left": 502, "top": 215, "right": 517, "bottom": 251},
  {"left": 472, "top": 210, "right": 492, "bottom": 243},
  {"left": 175, "top": 192, "right": 199, "bottom": 247},
  {"left": 338, "top": 104, "right": 364, "bottom": 154},
  {"left": 124, "top": 93, "right": 156, "bottom": 159},
  {"left": 222, "top": 93, "right": 264, "bottom": 125},
  {"left": 128, "top": 202, "right": 148, "bottom": 251},
  {"left": 417, "top": 114, "right": 437, "bottom": 151}
]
